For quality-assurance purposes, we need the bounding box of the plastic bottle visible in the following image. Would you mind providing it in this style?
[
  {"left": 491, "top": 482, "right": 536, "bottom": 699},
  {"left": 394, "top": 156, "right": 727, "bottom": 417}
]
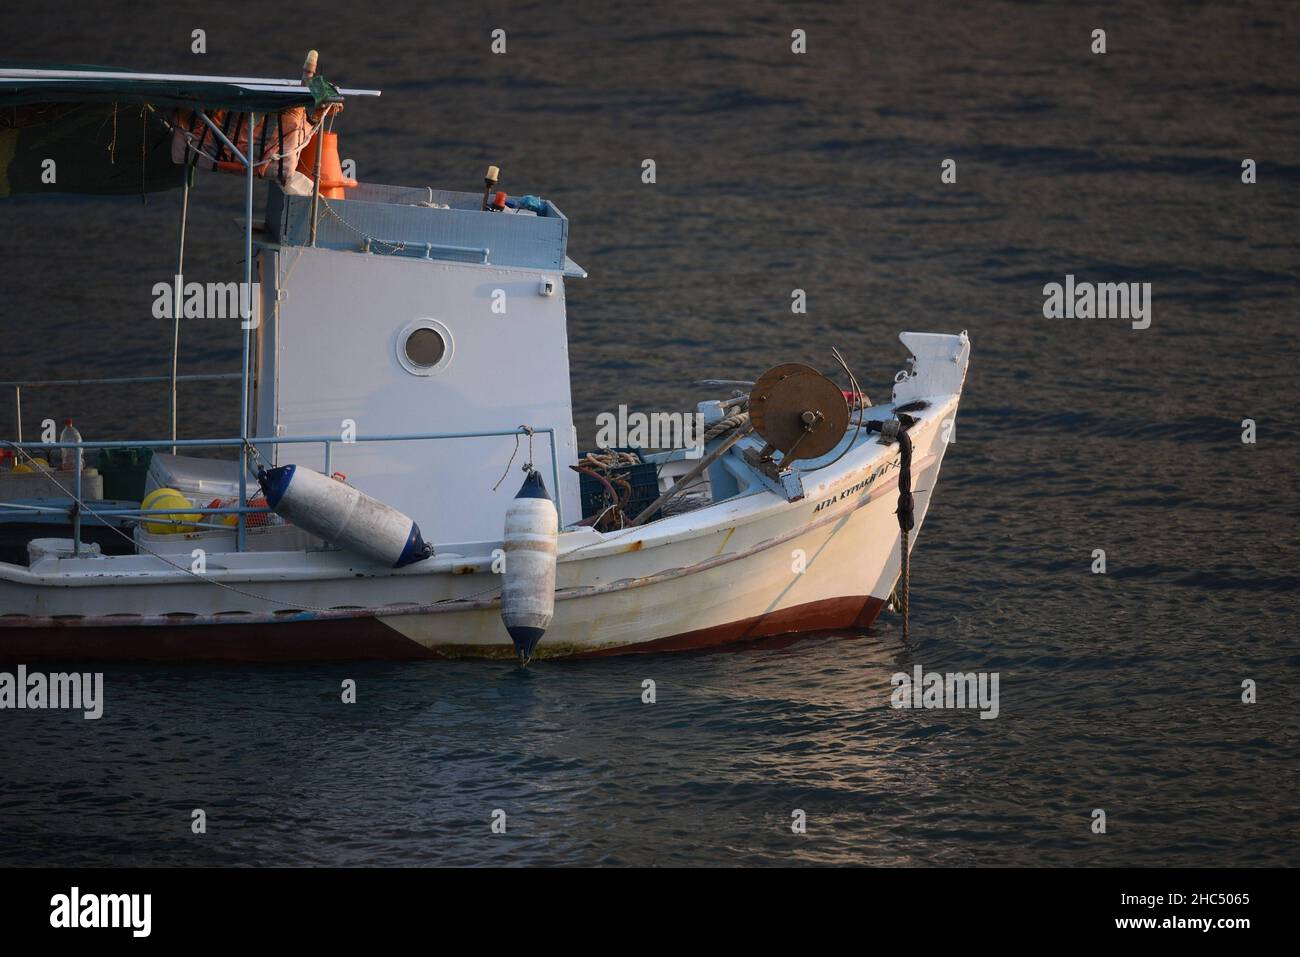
[{"left": 58, "top": 417, "right": 82, "bottom": 471}]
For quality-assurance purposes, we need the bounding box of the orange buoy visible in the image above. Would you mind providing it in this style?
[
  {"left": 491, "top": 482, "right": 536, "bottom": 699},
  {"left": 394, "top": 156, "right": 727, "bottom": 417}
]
[{"left": 297, "top": 131, "right": 357, "bottom": 200}]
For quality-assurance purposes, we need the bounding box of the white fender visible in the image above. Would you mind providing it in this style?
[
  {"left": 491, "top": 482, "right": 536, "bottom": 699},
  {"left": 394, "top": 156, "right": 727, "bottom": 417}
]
[
  {"left": 258, "top": 464, "right": 431, "bottom": 568},
  {"left": 500, "top": 469, "right": 558, "bottom": 661}
]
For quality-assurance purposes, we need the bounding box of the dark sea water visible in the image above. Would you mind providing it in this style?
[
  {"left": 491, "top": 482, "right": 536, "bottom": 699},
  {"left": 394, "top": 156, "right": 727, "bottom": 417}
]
[{"left": 0, "top": 0, "right": 1297, "bottom": 866}]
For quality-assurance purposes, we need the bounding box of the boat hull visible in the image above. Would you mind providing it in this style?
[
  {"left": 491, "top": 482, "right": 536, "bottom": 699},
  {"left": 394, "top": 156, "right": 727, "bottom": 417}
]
[
  {"left": 0, "top": 446, "right": 929, "bottom": 661},
  {"left": 0, "top": 333, "right": 969, "bottom": 662}
]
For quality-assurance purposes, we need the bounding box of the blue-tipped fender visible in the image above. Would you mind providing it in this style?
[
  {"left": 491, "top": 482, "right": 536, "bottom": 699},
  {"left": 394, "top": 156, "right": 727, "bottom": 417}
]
[
  {"left": 500, "top": 469, "right": 558, "bottom": 661},
  {"left": 258, "top": 464, "right": 432, "bottom": 568}
]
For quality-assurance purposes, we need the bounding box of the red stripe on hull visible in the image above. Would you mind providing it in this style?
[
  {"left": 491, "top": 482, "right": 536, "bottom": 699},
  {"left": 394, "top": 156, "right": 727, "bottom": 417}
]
[{"left": 0, "top": 595, "right": 887, "bottom": 662}]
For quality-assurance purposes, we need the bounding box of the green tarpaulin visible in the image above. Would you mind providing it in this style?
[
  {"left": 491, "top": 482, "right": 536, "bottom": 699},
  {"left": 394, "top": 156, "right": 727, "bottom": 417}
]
[{"left": 0, "top": 102, "right": 181, "bottom": 197}]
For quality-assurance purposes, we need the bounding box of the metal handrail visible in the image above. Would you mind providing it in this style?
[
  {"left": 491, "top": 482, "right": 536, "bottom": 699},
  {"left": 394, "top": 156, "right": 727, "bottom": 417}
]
[
  {"left": 1, "top": 426, "right": 563, "bottom": 553},
  {"left": 357, "top": 237, "right": 491, "bottom": 264},
  {"left": 7, "top": 428, "right": 554, "bottom": 450},
  {"left": 0, "top": 373, "right": 241, "bottom": 389},
  {"left": 5, "top": 374, "right": 243, "bottom": 458}
]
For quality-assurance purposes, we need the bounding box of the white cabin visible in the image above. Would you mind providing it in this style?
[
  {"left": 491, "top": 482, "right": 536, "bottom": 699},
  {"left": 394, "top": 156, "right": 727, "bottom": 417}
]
[{"left": 253, "top": 182, "right": 586, "bottom": 546}]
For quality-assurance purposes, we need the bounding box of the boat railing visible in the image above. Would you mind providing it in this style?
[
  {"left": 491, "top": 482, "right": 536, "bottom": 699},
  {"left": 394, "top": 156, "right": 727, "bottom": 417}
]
[
  {"left": 1, "top": 372, "right": 244, "bottom": 449},
  {"left": 1, "top": 426, "right": 562, "bottom": 557}
]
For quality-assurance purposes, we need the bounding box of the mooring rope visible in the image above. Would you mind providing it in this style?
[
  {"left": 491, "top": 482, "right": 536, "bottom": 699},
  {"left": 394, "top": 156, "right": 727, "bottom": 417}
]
[
  {"left": 703, "top": 410, "right": 749, "bottom": 441},
  {"left": 491, "top": 426, "right": 536, "bottom": 491},
  {"left": 895, "top": 426, "right": 915, "bottom": 642},
  {"left": 851, "top": 412, "right": 917, "bottom": 640}
]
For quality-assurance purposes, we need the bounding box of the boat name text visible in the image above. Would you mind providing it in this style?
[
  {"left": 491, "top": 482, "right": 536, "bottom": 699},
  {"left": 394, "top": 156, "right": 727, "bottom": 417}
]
[{"left": 812, "top": 458, "right": 898, "bottom": 512}]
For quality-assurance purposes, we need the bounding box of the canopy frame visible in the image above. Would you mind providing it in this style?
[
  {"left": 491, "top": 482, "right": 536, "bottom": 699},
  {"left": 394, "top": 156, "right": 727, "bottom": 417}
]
[{"left": 0, "top": 64, "right": 380, "bottom": 551}]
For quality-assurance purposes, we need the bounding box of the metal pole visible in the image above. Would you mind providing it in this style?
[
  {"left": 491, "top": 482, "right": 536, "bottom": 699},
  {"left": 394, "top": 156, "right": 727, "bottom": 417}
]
[
  {"left": 547, "top": 430, "right": 563, "bottom": 527},
  {"left": 193, "top": 110, "right": 248, "bottom": 167},
  {"left": 13, "top": 386, "right": 21, "bottom": 444},
  {"left": 308, "top": 123, "right": 325, "bottom": 247},
  {"left": 171, "top": 162, "right": 191, "bottom": 455},
  {"left": 72, "top": 446, "right": 83, "bottom": 556},
  {"left": 238, "top": 112, "right": 257, "bottom": 553}
]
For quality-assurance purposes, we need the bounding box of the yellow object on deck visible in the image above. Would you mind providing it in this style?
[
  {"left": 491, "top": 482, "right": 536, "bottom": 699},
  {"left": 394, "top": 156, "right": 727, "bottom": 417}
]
[{"left": 142, "top": 487, "right": 199, "bottom": 534}]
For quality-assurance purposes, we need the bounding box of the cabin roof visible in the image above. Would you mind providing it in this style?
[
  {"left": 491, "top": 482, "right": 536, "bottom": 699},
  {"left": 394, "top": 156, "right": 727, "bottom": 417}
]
[
  {"left": 266, "top": 181, "right": 586, "bottom": 275},
  {"left": 0, "top": 64, "right": 381, "bottom": 112}
]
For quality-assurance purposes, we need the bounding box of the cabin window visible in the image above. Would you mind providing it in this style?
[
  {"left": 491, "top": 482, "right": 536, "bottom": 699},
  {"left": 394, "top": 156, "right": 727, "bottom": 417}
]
[
  {"left": 406, "top": 328, "right": 445, "bottom": 366},
  {"left": 396, "top": 319, "right": 454, "bottom": 375}
]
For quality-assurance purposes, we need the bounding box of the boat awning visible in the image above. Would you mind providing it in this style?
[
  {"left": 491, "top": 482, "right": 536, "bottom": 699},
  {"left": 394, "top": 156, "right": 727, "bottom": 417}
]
[
  {"left": 0, "top": 65, "right": 381, "bottom": 112},
  {"left": 0, "top": 65, "right": 381, "bottom": 197}
]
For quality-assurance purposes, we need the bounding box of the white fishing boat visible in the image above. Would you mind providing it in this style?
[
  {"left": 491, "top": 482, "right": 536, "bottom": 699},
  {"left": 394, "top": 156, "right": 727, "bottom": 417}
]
[{"left": 0, "top": 59, "right": 970, "bottom": 661}]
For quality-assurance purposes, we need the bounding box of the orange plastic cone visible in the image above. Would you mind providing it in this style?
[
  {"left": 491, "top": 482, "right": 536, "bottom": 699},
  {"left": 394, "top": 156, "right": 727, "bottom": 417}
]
[{"left": 298, "top": 131, "right": 357, "bottom": 200}]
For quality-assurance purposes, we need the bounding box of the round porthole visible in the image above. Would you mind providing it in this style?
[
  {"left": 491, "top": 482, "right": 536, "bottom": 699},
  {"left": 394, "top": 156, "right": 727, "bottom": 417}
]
[{"left": 396, "top": 319, "right": 454, "bottom": 376}]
